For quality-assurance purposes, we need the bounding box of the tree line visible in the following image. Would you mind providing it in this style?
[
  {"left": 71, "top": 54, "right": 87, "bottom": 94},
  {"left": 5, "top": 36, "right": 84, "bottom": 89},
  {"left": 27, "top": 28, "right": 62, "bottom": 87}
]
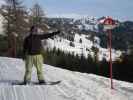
[{"left": 43, "top": 47, "right": 133, "bottom": 83}]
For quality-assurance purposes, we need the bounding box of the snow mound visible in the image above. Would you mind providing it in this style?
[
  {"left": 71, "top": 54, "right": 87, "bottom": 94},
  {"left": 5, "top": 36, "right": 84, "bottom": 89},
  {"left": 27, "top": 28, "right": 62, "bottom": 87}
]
[{"left": 0, "top": 57, "right": 133, "bottom": 100}]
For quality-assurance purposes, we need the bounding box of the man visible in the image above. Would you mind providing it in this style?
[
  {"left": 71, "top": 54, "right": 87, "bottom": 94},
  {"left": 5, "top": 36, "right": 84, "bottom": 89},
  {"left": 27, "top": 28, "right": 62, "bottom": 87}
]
[{"left": 23, "top": 26, "right": 60, "bottom": 84}]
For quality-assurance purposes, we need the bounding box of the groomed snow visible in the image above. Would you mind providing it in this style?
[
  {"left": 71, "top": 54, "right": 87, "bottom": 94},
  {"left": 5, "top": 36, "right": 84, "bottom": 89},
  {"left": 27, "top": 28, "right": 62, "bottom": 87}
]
[{"left": 0, "top": 57, "right": 133, "bottom": 100}]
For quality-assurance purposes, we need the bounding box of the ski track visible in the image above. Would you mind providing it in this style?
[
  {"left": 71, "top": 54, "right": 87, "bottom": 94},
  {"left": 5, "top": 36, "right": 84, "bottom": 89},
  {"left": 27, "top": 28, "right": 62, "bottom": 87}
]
[{"left": 0, "top": 57, "right": 133, "bottom": 100}]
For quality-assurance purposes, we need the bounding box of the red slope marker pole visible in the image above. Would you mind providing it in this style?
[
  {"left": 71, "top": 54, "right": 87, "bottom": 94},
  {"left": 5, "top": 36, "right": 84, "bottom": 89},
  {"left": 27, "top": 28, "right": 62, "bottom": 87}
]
[
  {"left": 103, "top": 17, "right": 115, "bottom": 89},
  {"left": 108, "top": 29, "right": 113, "bottom": 89}
]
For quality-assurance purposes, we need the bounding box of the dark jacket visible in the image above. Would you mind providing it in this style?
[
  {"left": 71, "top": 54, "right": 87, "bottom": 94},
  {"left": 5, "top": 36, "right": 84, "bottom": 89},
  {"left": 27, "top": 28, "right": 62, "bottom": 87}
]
[{"left": 23, "top": 31, "right": 59, "bottom": 55}]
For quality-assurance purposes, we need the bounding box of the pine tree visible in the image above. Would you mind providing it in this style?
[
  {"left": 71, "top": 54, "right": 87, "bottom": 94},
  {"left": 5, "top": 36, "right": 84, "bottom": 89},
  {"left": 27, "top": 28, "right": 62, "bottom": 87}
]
[
  {"left": 90, "top": 34, "right": 99, "bottom": 63},
  {"left": 91, "top": 46, "right": 99, "bottom": 63}
]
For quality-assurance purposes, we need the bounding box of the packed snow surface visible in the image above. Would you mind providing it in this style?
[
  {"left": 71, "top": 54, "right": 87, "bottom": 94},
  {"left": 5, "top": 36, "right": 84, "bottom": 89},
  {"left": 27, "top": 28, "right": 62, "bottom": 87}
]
[{"left": 0, "top": 57, "right": 133, "bottom": 100}]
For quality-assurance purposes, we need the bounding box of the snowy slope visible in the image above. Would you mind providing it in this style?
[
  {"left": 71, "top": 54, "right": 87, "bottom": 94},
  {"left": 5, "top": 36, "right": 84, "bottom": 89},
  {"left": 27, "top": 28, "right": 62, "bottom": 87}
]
[
  {"left": 46, "top": 34, "right": 121, "bottom": 61},
  {"left": 0, "top": 57, "right": 133, "bottom": 100}
]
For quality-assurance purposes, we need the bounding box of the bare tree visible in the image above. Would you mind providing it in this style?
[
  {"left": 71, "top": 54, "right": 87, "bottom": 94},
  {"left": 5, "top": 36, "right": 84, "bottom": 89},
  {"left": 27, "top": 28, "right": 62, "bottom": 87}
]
[
  {"left": 0, "top": 0, "right": 29, "bottom": 57},
  {"left": 30, "top": 3, "right": 49, "bottom": 32}
]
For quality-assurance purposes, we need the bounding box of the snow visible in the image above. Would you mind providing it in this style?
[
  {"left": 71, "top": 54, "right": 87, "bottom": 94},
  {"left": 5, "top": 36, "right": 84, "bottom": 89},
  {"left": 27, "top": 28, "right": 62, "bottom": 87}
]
[
  {"left": 0, "top": 15, "right": 4, "bottom": 34},
  {"left": 0, "top": 57, "right": 133, "bottom": 100},
  {"left": 46, "top": 33, "right": 121, "bottom": 61},
  {"left": 73, "top": 17, "right": 99, "bottom": 31},
  {"left": 46, "top": 34, "right": 93, "bottom": 57}
]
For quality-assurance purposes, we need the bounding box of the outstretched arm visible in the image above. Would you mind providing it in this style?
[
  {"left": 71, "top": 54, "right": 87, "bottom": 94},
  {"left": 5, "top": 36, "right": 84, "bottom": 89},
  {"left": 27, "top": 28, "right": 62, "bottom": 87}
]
[{"left": 39, "top": 30, "right": 60, "bottom": 39}]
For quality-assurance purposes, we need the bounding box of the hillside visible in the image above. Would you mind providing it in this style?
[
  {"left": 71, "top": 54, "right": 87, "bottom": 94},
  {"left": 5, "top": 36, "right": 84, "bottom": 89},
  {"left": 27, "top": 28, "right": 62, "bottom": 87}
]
[{"left": 46, "top": 33, "right": 121, "bottom": 61}]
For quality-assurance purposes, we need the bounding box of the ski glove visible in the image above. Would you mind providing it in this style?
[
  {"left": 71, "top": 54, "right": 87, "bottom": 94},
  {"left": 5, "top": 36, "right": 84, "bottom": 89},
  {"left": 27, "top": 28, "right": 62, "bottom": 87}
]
[{"left": 54, "top": 30, "right": 61, "bottom": 35}]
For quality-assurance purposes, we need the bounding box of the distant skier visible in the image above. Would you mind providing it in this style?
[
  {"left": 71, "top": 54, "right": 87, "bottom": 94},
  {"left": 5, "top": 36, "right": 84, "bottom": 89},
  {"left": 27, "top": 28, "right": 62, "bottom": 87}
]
[{"left": 23, "top": 26, "right": 60, "bottom": 84}]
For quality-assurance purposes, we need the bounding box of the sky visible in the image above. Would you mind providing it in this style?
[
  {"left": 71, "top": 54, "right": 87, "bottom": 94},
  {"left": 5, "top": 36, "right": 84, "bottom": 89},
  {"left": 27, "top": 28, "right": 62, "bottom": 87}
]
[{"left": 1, "top": 0, "right": 133, "bottom": 21}]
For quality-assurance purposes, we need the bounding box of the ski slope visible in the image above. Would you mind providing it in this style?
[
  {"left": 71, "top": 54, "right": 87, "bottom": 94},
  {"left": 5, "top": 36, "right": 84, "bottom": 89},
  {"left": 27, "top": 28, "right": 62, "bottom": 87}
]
[{"left": 0, "top": 57, "right": 133, "bottom": 100}]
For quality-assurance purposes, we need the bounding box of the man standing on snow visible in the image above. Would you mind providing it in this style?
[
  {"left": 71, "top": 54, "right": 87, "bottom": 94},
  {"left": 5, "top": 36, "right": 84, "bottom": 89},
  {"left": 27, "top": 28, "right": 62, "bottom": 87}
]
[{"left": 23, "top": 26, "right": 60, "bottom": 84}]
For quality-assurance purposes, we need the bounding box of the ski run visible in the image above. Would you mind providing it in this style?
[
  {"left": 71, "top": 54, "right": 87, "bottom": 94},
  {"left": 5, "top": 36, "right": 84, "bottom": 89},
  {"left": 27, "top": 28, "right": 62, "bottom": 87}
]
[{"left": 0, "top": 57, "right": 133, "bottom": 100}]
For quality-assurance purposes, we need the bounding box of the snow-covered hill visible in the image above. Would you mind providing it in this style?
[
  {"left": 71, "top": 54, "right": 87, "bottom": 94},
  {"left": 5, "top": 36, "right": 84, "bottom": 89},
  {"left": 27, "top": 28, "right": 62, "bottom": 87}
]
[
  {"left": 0, "top": 57, "right": 133, "bottom": 100},
  {"left": 46, "top": 33, "right": 121, "bottom": 61},
  {"left": 43, "top": 17, "right": 122, "bottom": 61}
]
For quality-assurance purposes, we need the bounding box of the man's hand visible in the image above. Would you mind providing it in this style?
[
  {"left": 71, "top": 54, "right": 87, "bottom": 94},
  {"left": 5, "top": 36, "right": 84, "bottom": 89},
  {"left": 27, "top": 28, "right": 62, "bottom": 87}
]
[{"left": 54, "top": 30, "right": 61, "bottom": 35}]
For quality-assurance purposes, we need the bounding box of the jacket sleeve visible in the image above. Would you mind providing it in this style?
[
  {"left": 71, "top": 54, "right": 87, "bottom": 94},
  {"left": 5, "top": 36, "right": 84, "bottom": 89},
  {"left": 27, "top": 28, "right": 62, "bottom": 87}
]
[{"left": 38, "top": 31, "right": 59, "bottom": 40}]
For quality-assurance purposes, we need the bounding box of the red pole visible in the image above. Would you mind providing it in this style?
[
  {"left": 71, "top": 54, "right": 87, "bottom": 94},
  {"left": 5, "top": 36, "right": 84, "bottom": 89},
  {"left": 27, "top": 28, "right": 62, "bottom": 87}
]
[{"left": 108, "top": 29, "right": 113, "bottom": 89}]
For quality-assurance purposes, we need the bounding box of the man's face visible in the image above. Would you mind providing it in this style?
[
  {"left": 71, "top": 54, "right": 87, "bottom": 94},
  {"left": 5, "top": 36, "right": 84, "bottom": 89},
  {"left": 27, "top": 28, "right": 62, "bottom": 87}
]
[{"left": 31, "top": 27, "right": 38, "bottom": 34}]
